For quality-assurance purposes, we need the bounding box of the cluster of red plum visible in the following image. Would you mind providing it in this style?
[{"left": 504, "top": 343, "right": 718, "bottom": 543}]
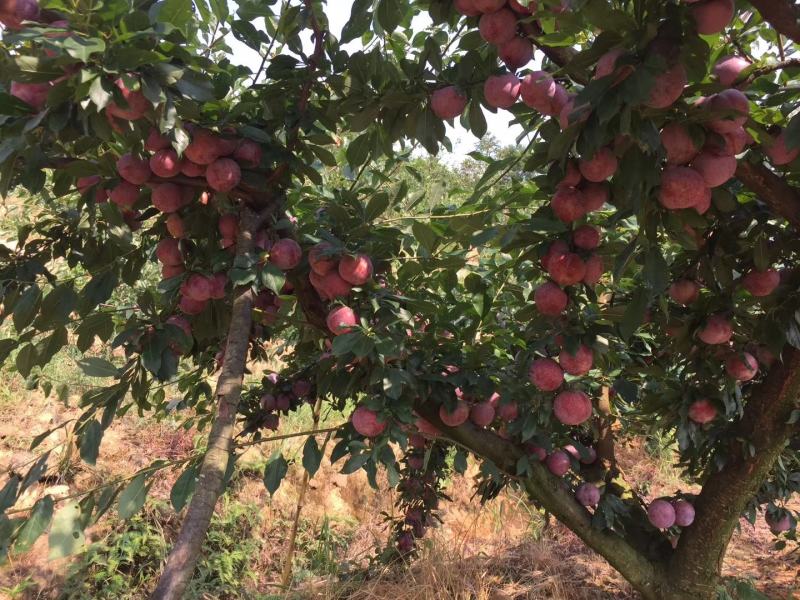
[
  {"left": 395, "top": 433, "right": 445, "bottom": 553},
  {"left": 257, "top": 373, "right": 313, "bottom": 432},
  {"left": 308, "top": 243, "right": 374, "bottom": 337},
  {"left": 425, "top": 0, "right": 798, "bottom": 530}
]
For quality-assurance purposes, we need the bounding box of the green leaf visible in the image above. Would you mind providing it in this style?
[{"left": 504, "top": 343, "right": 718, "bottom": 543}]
[
  {"left": 365, "top": 192, "right": 390, "bottom": 222},
  {"left": 175, "top": 71, "right": 217, "bottom": 102},
  {"left": 79, "top": 420, "right": 103, "bottom": 466},
  {"left": 753, "top": 236, "right": 770, "bottom": 272},
  {"left": 77, "top": 357, "right": 118, "bottom": 378},
  {"left": 412, "top": 221, "right": 438, "bottom": 253},
  {"left": 170, "top": 464, "right": 198, "bottom": 511},
  {"left": 346, "top": 132, "right": 372, "bottom": 167},
  {"left": 48, "top": 502, "right": 85, "bottom": 559},
  {"left": 341, "top": 0, "right": 372, "bottom": 43},
  {"left": 260, "top": 263, "right": 286, "bottom": 295},
  {"left": 619, "top": 288, "right": 650, "bottom": 341},
  {"left": 76, "top": 313, "right": 114, "bottom": 352},
  {"left": 263, "top": 454, "right": 288, "bottom": 496},
  {"left": 88, "top": 77, "right": 112, "bottom": 111},
  {"left": 117, "top": 474, "right": 149, "bottom": 519},
  {"left": 62, "top": 36, "right": 106, "bottom": 61},
  {"left": 80, "top": 271, "right": 118, "bottom": 313},
  {"left": 15, "top": 343, "right": 37, "bottom": 378},
  {"left": 15, "top": 495, "right": 54, "bottom": 552},
  {"left": 302, "top": 437, "right": 322, "bottom": 477},
  {"left": 331, "top": 332, "right": 359, "bottom": 356},
  {"left": 36, "top": 284, "right": 78, "bottom": 329},
  {"left": 643, "top": 247, "right": 669, "bottom": 293},
  {"left": 341, "top": 452, "right": 370, "bottom": 474},
  {"left": 376, "top": 0, "right": 405, "bottom": 33},
  {"left": 0, "top": 475, "right": 20, "bottom": 512},
  {"left": 415, "top": 106, "right": 443, "bottom": 155},
  {"left": 467, "top": 100, "right": 487, "bottom": 138},
  {"left": 20, "top": 452, "right": 49, "bottom": 494},
  {"left": 0, "top": 338, "right": 18, "bottom": 362},
  {"left": 13, "top": 284, "right": 41, "bottom": 331},
  {"left": 785, "top": 112, "right": 800, "bottom": 151},
  {"left": 150, "top": 0, "right": 193, "bottom": 32}
]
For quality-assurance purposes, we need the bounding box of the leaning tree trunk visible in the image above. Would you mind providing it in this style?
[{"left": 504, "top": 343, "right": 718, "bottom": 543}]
[
  {"left": 665, "top": 348, "right": 800, "bottom": 598},
  {"left": 150, "top": 209, "right": 257, "bottom": 600},
  {"left": 416, "top": 342, "right": 800, "bottom": 600}
]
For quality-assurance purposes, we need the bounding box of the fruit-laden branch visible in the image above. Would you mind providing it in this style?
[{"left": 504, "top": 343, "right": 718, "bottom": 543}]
[
  {"left": 525, "top": 38, "right": 800, "bottom": 229},
  {"left": 748, "top": 0, "right": 800, "bottom": 46},
  {"left": 521, "top": 21, "right": 588, "bottom": 85},
  {"left": 735, "top": 159, "right": 800, "bottom": 230},
  {"left": 667, "top": 348, "right": 800, "bottom": 596},
  {"left": 414, "top": 403, "right": 670, "bottom": 600},
  {"left": 150, "top": 206, "right": 261, "bottom": 600}
]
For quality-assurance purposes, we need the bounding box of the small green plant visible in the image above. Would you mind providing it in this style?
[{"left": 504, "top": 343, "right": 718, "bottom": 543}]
[
  {"left": 288, "top": 517, "right": 354, "bottom": 584},
  {"left": 58, "top": 499, "right": 261, "bottom": 600},
  {"left": 0, "top": 576, "right": 38, "bottom": 599}
]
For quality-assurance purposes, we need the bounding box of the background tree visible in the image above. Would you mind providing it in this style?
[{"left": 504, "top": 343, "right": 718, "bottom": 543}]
[{"left": 0, "top": 1, "right": 799, "bottom": 599}]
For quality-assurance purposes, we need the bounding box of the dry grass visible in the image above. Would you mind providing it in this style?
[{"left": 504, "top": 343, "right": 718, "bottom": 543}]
[
  {"left": 1, "top": 382, "right": 798, "bottom": 600},
  {"left": 313, "top": 531, "right": 635, "bottom": 600}
]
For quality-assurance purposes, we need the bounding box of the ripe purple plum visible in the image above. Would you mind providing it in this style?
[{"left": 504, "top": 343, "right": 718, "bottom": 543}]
[
  {"left": 553, "top": 390, "right": 592, "bottom": 425},
  {"left": 529, "top": 358, "right": 564, "bottom": 391}
]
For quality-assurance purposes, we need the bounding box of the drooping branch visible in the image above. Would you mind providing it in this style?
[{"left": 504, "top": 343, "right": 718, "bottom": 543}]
[
  {"left": 667, "top": 348, "right": 800, "bottom": 596},
  {"left": 748, "top": 0, "right": 800, "bottom": 45},
  {"left": 150, "top": 206, "right": 260, "bottom": 600},
  {"left": 526, "top": 35, "right": 800, "bottom": 230},
  {"left": 414, "top": 402, "right": 670, "bottom": 600}
]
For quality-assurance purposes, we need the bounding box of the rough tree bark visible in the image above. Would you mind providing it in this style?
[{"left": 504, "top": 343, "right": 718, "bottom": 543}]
[
  {"left": 667, "top": 348, "right": 800, "bottom": 598},
  {"left": 736, "top": 160, "right": 800, "bottom": 230},
  {"left": 415, "top": 402, "right": 672, "bottom": 600},
  {"left": 747, "top": 0, "right": 800, "bottom": 45},
  {"left": 150, "top": 209, "right": 258, "bottom": 600}
]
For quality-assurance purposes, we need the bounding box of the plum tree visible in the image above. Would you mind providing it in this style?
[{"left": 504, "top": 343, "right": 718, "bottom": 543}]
[{"left": 0, "top": 2, "right": 799, "bottom": 600}]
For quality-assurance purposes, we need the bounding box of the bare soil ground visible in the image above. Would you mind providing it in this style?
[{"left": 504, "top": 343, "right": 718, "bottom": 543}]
[{"left": 0, "top": 384, "right": 797, "bottom": 599}]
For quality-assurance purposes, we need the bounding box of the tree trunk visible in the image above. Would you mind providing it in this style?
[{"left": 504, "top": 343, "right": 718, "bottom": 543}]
[
  {"left": 666, "top": 348, "right": 800, "bottom": 598},
  {"left": 747, "top": 0, "right": 800, "bottom": 45},
  {"left": 150, "top": 210, "right": 257, "bottom": 600}
]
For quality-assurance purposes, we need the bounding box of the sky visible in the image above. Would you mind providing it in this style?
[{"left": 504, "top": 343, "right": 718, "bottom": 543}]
[{"left": 225, "top": 1, "right": 527, "bottom": 163}]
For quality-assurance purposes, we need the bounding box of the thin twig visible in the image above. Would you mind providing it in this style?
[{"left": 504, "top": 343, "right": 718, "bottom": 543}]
[
  {"left": 736, "top": 57, "right": 800, "bottom": 88},
  {"left": 251, "top": 0, "right": 287, "bottom": 86},
  {"left": 233, "top": 424, "right": 343, "bottom": 450}
]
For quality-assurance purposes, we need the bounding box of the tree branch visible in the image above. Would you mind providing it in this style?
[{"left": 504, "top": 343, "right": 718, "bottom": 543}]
[
  {"left": 736, "top": 58, "right": 800, "bottom": 88},
  {"left": 748, "top": 0, "right": 800, "bottom": 45},
  {"left": 414, "top": 402, "right": 670, "bottom": 600},
  {"left": 735, "top": 159, "right": 800, "bottom": 230},
  {"left": 265, "top": 1, "right": 327, "bottom": 186}
]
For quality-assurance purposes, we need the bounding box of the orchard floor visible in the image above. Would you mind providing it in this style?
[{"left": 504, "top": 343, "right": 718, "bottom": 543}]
[{"left": 0, "top": 380, "right": 797, "bottom": 599}]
